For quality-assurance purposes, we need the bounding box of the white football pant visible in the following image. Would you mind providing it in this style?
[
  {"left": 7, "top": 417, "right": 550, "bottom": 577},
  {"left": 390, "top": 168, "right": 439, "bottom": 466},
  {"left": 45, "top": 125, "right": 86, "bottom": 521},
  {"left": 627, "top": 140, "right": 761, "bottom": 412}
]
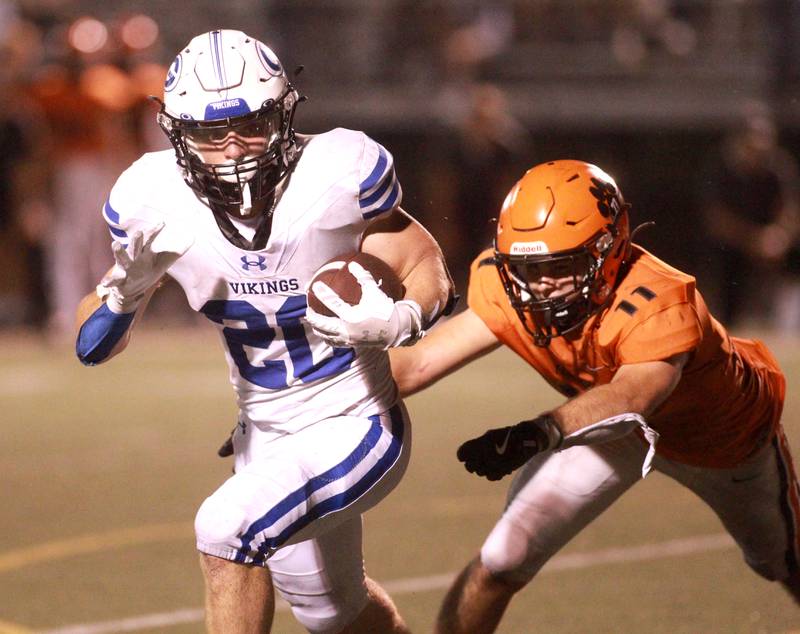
[
  {"left": 195, "top": 402, "right": 410, "bottom": 632},
  {"left": 482, "top": 426, "right": 800, "bottom": 585}
]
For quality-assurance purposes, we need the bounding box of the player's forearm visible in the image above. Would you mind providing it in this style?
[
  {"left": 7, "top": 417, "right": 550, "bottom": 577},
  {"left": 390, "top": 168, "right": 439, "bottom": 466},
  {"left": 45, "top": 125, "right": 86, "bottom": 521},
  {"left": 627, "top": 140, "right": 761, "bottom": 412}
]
[
  {"left": 551, "top": 382, "right": 646, "bottom": 436},
  {"left": 361, "top": 208, "right": 454, "bottom": 326},
  {"left": 75, "top": 284, "right": 157, "bottom": 365},
  {"left": 390, "top": 309, "right": 500, "bottom": 397},
  {"left": 551, "top": 356, "right": 686, "bottom": 436},
  {"left": 400, "top": 250, "right": 453, "bottom": 327},
  {"left": 75, "top": 290, "right": 135, "bottom": 365},
  {"left": 390, "top": 344, "right": 435, "bottom": 396}
]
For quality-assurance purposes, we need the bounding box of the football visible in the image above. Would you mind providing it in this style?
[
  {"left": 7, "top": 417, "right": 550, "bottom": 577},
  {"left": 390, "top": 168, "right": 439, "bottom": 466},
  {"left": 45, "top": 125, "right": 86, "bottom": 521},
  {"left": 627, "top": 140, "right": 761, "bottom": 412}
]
[{"left": 307, "top": 251, "right": 405, "bottom": 316}]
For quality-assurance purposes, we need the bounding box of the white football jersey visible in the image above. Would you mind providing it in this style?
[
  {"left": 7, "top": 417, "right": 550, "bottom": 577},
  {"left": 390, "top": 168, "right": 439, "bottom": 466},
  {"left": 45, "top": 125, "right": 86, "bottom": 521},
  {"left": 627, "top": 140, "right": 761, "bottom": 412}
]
[{"left": 103, "top": 128, "right": 403, "bottom": 437}]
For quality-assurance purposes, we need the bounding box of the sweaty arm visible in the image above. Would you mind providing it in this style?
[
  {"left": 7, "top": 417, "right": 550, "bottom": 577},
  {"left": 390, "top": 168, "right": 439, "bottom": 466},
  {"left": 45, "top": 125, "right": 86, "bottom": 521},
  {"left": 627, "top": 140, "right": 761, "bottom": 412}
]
[
  {"left": 551, "top": 352, "right": 689, "bottom": 436},
  {"left": 390, "top": 308, "right": 501, "bottom": 397},
  {"left": 305, "top": 207, "right": 454, "bottom": 350},
  {"left": 455, "top": 351, "right": 688, "bottom": 481},
  {"left": 75, "top": 222, "right": 190, "bottom": 366},
  {"left": 360, "top": 207, "right": 453, "bottom": 327},
  {"left": 74, "top": 278, "right": 158, "bottom": 366}
]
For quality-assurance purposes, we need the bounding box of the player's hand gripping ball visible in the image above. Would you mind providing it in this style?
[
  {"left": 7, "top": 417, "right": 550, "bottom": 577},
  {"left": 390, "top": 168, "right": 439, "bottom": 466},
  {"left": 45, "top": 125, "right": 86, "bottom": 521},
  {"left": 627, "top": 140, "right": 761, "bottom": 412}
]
[
  {"left": 306, "top": 252, "right": 424, "bottom": 349},
  {"left": 307, "top": 252, "right": 405, "bottom": 316}
]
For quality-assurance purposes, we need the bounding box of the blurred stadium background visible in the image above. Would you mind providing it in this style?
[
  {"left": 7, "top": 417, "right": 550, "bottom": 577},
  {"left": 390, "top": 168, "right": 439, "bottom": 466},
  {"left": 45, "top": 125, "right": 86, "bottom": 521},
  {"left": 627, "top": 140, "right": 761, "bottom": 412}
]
[{"left": 2, "top": 0, "right": 800, "bottom": 632}]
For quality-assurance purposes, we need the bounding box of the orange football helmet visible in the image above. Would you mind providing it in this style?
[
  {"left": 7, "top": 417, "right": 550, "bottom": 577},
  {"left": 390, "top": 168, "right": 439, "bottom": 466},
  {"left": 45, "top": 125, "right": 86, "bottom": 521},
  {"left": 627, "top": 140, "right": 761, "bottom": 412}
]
[{"left": 494, "top": 160, "right": 631, "bottom": 346}]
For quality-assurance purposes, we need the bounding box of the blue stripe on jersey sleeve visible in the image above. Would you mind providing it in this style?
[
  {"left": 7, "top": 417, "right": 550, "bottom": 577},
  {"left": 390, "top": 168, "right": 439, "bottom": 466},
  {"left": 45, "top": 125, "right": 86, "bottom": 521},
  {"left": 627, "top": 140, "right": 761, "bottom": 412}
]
[
  {"left": 362, "top": 181, "right": 401, "bottom": 219},
  {"left": 107, "top": 224, "right": 127, "bottom": 238},
  {"left": 103, "top": 199, "right": 120, "bottom": 224},
  {"left": 358, "top": 169, "right": 394, "bottom": 209},
  {"left": 359, "top": 147, "right": 388, "bottom": 195},
  {"left": 103, "top": 199, "right": 128, "bottom": 243},
  {"left": 359, "top": 143, "right": 402, "bottom": 218}
]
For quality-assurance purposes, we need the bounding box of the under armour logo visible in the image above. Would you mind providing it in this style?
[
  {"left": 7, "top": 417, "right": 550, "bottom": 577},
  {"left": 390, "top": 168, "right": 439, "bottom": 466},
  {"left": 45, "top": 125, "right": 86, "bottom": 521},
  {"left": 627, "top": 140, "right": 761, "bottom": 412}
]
[{"left": 241, "top": 255, "right": 267, "bottom": 271}]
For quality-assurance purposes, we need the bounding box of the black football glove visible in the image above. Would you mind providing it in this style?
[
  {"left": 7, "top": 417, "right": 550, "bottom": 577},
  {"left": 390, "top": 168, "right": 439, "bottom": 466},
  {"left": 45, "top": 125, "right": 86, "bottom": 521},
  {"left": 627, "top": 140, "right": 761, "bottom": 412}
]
[{"left": 456, "top": 414, "right": 563, "bottom": 481}]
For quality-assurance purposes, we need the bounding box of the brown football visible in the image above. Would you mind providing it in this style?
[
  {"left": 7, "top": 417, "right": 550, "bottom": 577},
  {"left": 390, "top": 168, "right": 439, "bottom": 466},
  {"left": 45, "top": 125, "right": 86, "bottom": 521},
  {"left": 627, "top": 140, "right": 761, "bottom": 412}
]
[{"left": 307, "top": 252, "right": 405, "bottom": 316}]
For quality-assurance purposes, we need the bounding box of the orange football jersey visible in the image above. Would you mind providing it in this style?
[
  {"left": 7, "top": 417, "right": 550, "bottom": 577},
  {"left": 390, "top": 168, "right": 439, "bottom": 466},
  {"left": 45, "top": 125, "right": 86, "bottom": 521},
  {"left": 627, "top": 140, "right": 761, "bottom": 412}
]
[{"left": 468, "top": 245, "right": 785, "bottom": 468}]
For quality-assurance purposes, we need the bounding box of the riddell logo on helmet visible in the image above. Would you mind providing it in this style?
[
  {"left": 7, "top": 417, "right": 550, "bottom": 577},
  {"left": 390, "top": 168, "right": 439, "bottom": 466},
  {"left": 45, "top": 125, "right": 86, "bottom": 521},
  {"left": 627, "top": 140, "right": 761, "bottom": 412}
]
[{"left": 510, "top": 242, "right": 549, "bottom": 255}]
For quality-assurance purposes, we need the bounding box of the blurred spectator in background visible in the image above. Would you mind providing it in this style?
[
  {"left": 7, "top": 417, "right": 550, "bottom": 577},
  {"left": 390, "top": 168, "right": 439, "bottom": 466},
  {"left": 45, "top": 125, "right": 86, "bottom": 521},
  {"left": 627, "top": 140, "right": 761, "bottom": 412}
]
[
  {"left": 700, "top": 103, "right": 800, "bottom": 332},
  {"left": 610, "top": 0, "right": 697, "bottom": 71},
  {"left": 0, "top": 1, "right": 51, "bottom": 328},
  {"left": 427, "top": 82, "right": 530, "bottom": 292},
  {"left": 26, "top": 14, "right": 166, "bottom": 336},
  {"left": 419, "top": 5, "right": 531, "bottom": 293}
]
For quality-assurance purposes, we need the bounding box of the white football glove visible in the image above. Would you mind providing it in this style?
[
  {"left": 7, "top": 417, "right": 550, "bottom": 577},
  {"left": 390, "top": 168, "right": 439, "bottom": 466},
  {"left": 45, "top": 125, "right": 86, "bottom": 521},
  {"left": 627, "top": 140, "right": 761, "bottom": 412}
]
[
  {"left": 305, "top": 261, "right": 423, "bottom": 349},
  {"left": 98, "top": 222, "right": 193, "bottom": 314}
]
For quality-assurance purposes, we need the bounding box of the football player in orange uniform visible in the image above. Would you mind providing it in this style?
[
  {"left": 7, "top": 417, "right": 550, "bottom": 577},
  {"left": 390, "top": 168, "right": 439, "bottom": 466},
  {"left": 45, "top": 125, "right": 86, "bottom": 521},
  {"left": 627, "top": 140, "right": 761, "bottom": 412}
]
[{"left": 390, "top": 159, "right": 800, "bottom": 633}]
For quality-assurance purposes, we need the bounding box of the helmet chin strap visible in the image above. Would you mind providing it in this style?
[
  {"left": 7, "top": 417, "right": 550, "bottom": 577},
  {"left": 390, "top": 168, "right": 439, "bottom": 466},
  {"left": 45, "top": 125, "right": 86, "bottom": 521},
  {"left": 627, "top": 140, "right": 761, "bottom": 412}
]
[
  {"left": 208, "top": 189, "right": 274, "bottom": 251},
  {"left": 239, "top": 181, "right": 253, "bottom": 215},
  {"left": 205, "top": 162, "right": 296, "bottom": 251}
]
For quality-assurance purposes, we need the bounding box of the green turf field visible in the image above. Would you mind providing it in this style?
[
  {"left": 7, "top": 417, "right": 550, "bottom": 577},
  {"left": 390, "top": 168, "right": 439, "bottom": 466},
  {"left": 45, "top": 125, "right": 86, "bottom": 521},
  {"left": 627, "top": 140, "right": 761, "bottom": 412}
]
[{"left": 1, "top": 326, "right": 799, "bottom": 633}]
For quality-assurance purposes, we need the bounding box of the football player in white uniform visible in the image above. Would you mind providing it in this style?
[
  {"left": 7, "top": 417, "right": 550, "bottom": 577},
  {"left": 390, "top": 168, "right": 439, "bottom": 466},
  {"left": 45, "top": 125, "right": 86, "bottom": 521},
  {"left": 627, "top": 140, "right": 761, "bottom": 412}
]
[{"left": 74, "top": 29, "right": 453, "bottom": 634}]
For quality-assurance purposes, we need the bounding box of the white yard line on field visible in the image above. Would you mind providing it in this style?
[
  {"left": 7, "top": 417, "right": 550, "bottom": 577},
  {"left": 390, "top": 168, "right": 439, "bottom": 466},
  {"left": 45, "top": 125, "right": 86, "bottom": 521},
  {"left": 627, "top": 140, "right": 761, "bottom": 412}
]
[{"left": 39, "top": 533, "right": 735, "bottom": 634}]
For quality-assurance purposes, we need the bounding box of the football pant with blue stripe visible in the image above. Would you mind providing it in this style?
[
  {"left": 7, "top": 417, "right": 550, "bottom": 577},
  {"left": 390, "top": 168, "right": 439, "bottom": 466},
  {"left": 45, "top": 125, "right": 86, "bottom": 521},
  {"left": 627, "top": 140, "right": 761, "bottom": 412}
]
[{"left": 194, "top": 403, "right": 410, "bottom": 565}]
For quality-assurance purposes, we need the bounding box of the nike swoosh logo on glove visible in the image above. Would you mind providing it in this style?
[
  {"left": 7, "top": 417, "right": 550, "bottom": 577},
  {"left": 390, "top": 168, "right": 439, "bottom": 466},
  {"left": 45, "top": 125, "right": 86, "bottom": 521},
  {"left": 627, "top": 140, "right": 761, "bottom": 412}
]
[{"left": 495, "top": 429, "right": 512, "bottom": 455}]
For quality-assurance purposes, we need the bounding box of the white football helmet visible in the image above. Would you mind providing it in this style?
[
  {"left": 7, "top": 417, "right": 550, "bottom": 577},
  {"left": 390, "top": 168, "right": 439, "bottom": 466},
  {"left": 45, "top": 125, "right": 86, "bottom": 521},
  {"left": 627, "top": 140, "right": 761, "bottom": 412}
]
[{"left": 157, "top": 29, "right": 300, "bottom": 208}]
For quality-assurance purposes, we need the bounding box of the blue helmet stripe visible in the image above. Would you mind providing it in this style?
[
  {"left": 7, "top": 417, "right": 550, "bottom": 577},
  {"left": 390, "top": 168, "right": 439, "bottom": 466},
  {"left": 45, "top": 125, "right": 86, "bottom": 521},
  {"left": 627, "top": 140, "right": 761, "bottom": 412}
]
[
  {"left": 218, "top": 32, "right": 228, "bottom": 88},
  {"left": 210, "top": 31, "right": 225, "bottom": 89}
]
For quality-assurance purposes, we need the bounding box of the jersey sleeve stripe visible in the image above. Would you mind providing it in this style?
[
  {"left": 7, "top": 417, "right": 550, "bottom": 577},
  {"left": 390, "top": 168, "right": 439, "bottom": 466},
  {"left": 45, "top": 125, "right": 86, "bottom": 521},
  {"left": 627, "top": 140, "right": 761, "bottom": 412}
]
[
  {"left": 107, "top": 224, "right": 127, "bottom": 239},
  {"left": 633, "top": 286, "right": 657, "bottom": 300},
  {"left": 359, "top": 168, "right": 395, "bottom": 208},
  {"left": 362, "top": 180, "right": 401, "bottom": 219},
  {"left": 102, "top": 199, "right": 120, "bottom": 224},
  {"left": 359, "top": 146, "right": 388, "bottom": 194},
  {"left": 102, "top": 199, "right": 128, "bottom": 243}
]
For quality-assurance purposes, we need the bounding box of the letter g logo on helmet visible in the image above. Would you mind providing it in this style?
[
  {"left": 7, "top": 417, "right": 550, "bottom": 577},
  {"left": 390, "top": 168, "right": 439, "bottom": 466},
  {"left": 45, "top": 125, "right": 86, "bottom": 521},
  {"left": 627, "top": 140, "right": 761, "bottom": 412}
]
[{"left": 164, "top": 55, "right": 182, "bottom": 92}]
